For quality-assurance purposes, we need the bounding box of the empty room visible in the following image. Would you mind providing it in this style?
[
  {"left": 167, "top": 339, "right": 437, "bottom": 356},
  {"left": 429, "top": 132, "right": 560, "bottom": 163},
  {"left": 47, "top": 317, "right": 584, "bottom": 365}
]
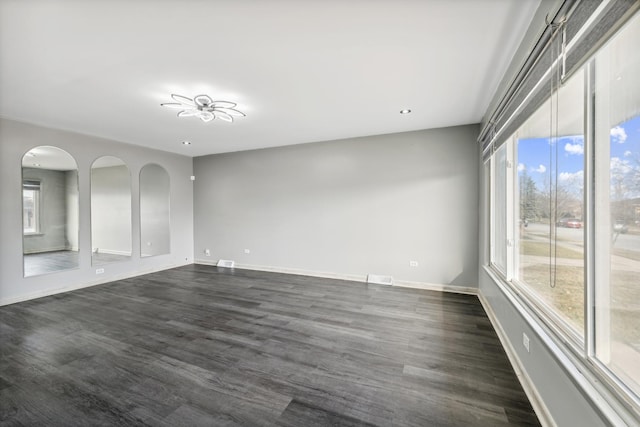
[{"left": 1, "top": 0, "right": 639, "bottom": 426}]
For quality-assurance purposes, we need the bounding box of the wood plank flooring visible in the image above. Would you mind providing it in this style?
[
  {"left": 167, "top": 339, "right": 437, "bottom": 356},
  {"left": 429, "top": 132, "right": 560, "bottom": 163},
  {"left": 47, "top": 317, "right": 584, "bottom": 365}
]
[
  {"left": 0, "top": 264, "right": 541, "bottom": 426},
  {"left": 23, "top": 250, "right": 79, "bottom": 277}
]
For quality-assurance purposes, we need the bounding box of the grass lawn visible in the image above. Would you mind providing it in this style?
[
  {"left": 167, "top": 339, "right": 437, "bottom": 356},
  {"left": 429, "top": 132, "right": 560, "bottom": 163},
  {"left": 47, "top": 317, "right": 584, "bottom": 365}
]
[
  {"left": 610, "top": 269, "right": 640, "bottom": 346},
  {"left": 518, "top": 251, "right": 639, "bottom": 347},
  {"left": 612, "top": 247, "right": 640, "bottom": 262},
  {"left": 520, "top": 240, "right": 584, "bottom": 259},
  {"left": 519, "top": 263, "right": 584, "bottom": 332},
  {"left": 518, "top": 226, "right": 639, "bottom": 389}
]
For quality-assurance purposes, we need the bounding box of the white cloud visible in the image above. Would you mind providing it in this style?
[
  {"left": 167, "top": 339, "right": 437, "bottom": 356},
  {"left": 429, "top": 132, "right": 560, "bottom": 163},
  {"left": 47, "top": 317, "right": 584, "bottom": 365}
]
[
  {"left": 611, "top": 126, "right": 627, "bottom": 144},
  {"left": 624, "top": 150, "right": 632, "bottom": 157},
  {"left": 610, "top": 157, "right": 632, "bottom": 174},
  {"left": 532, "top": 164, "right": 546, "bottom": 173},
  {"left": 559, "top": 170, "right": 583, "bottom": 182},
  {"left": 517, "top": 163, "right": 526, "bottom": 172},
  {"left": 559, "top": 170, "right": 584, "bottom": 195},
  {"left": 564, "top": 142, "right": 584, "bottom": 155}
]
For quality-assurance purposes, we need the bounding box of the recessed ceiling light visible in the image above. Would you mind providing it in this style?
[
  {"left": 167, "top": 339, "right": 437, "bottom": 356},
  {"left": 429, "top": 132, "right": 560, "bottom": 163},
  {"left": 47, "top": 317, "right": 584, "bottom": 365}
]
[
  {"left": 161, "top": 94, "right": 245, "bottom": 123},
  {"left": 400, "top": 109, "right": 412, "bottom": 114},
  {"left": 182, "top": 141, "right": 191, "bottom": 145},
  {"left": 33, "top": 163, "right": 40, "bottom": 167}
]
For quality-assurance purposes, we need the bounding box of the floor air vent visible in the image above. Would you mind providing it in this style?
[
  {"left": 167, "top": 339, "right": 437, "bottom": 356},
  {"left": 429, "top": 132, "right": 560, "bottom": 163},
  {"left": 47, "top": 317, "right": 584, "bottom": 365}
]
[
  {"left": 217, "top": 259, "right": 235, "bottom": 268},
  {"left": 367, "top": 274, "right": 393, "bottom": 286}
]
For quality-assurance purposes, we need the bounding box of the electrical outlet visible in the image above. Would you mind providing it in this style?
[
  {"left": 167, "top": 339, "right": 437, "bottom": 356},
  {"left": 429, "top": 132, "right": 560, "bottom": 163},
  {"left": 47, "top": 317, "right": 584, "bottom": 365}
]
[
  {"left": 96, "top": 268, "right": 105, "bottom": 275},
  {"left": 523, "top": 332, "right": 530, "bottom": 353},
  {"left": 205, "top": 249, "right": 211, "bottom": 256},
  {"left": 409, "top": 260, "right": 419, "bottom": 267},
  {"left": 244, "top": 249, "right": 251, "bottom": 254}
]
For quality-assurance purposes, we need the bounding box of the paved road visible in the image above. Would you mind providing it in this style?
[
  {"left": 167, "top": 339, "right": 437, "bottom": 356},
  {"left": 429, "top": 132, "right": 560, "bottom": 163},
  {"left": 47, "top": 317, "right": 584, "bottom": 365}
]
[
  {"left": 519, "top": 223, "right": 640, "bottom": 273},
  {"left": 524, "top": 222, "right": 640, "bottom": 252}
]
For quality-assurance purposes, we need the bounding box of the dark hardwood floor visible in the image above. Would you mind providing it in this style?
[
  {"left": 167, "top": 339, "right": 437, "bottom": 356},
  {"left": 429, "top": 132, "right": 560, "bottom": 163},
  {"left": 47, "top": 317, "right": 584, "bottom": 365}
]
[{"left": 0, "top": 264, "right": 541, "bottom": 426}]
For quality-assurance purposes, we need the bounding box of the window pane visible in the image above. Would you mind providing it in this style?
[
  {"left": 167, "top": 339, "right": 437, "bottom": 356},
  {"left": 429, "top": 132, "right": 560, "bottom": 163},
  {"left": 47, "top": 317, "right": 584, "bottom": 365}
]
[
  {"left": 23, "top": 187, "right": 39, "bottom": 234},
  {"left": 492, "top": 144, "right": 508, "bottom": 273},
  {"left": 595, "top": 12, "right": 640, "bottom": 397},
  {"left": 515, "top": 70, "right": 585, "bottom": 337}
]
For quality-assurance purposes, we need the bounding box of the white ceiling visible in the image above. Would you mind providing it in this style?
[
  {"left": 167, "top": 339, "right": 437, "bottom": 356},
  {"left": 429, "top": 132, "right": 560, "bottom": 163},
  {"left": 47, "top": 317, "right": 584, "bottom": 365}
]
[{"left": 0, "top": 0, "right": 541, "bottom": 157}]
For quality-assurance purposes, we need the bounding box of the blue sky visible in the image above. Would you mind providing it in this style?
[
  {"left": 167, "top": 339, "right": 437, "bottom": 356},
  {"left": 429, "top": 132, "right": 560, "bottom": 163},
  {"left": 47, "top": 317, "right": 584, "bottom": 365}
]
[{"left": 517, "top": 115, "right": 640, "bottom": 193}]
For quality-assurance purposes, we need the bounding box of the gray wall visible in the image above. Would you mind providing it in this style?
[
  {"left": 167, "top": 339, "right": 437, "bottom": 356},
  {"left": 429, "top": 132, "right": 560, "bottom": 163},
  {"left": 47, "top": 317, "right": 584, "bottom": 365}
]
[
  {"left": 194, "top": 126, "right": 479, "bottom": 288},
  {"left": 0, "top": 118, "right": 194, "bottom": 305},
  {"left": 140, "top": 164, "right": 171, "bottom": 257},
  {"left": 90, "top": 165, "right": 131, "bottom": 255}
]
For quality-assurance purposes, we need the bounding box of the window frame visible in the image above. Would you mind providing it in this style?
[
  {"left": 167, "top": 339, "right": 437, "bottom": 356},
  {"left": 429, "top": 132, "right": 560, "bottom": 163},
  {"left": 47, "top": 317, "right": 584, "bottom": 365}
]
[
  {"left": 492, "top": 128, "right": 586, "bottom": 352},
  {"left": 22, "top": 179, "right": 41, "bottom": 236}
]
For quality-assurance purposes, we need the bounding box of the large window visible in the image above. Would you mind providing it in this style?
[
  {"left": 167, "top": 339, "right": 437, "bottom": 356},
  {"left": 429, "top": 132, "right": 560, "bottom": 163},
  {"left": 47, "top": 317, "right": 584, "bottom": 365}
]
[
  {"left": 23, "top": 179, "right": 40, "bottom": 234},
  {"left": 489, "top": 10, "right": 640, "bottom": 410}
]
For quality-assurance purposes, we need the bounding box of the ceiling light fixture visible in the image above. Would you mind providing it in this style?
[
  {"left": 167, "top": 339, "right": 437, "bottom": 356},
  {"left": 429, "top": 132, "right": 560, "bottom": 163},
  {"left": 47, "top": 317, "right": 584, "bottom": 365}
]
[
  {"left": 400, "top": 109, "right": 412, "bottom": 114},
  {"left": 161, "top": 94, "right": 245, "bottom": 123},
  {"left": 182, "top": 141, "right": 191, "bottom": 145}
]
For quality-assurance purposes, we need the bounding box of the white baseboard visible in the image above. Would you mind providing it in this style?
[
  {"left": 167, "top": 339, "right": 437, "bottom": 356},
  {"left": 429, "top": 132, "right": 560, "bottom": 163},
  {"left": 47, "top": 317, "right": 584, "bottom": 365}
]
[
  {"left": 94, "top": 249, "right": 132, "bottom": 256},
  {"left": 478, "top": 292, "right": 555, "bottom": 427},
  {"left": 23, "top": 246, "right": 69, "bottom": 255},
  {"left": 194, "top": 259, "right": 478, "bottom": 296},
  {"left": 195, "top": 259, "right": 367, "bottom": 282},
  {"left": 393, "top": 279, "right": 477, "bottom": 295},
  {"left": 0, "top": 261, "right": 189, "bottom": 306}
]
